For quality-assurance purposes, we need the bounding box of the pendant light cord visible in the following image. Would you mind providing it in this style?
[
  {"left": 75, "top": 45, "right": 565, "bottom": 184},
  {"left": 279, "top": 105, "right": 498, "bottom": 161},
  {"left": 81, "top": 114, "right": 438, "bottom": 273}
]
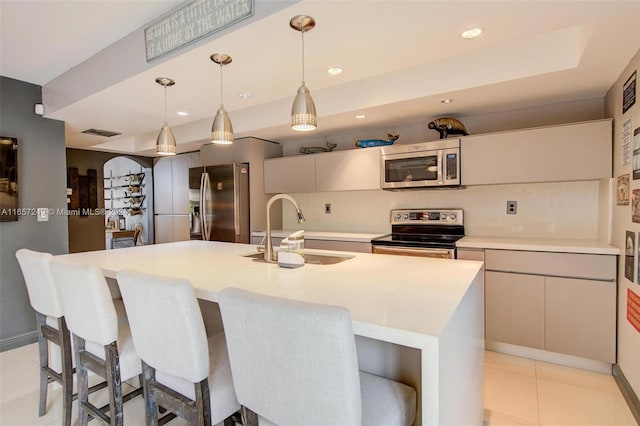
[
  {"left": 163, "top": 86, "right": 168, "bottom": 125},
  {"left": 219, "top": 64, "right": 224, "bottom": 107},
  {"left": 301, "top": 28, "right": 305, "bottom": 84}
]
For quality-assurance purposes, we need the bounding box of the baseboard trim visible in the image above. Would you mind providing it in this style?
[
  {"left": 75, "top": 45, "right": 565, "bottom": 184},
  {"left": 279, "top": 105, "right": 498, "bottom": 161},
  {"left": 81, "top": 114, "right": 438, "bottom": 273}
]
[
  {"left": 486, "top": 341, "right": 613, "bottom": 374},
  {"left": 0, "top": 331, "right": 38, "bottom": 352},
  {"left": 613, "top": 364, "right": 640, "bottom": 425}
]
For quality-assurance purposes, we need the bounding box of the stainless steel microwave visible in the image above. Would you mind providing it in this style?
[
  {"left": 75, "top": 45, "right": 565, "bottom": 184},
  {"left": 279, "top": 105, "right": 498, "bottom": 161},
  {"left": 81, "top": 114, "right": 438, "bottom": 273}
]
[{"left": 380, "top": 139, "right": 461, "bottom": 190}]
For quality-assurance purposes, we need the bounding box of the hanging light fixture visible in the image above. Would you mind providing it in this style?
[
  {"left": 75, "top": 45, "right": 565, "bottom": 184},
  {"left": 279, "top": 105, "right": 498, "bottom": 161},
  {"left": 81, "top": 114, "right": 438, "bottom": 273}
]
[
  {"left": 210, "top": 53, "right": 234, "bottom": 144},
  {"left": 155, "top": 77, "right": 177, "bottom": 156},
  {"left": 290, "top": 15, "right": 317, "bottom": 131}
]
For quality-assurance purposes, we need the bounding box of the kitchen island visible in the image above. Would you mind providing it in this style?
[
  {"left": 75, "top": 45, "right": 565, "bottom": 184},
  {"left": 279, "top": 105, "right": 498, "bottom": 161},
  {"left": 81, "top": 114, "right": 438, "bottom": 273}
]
[{"left": 54, "top": 240, "right": 484, "bottom": 426}]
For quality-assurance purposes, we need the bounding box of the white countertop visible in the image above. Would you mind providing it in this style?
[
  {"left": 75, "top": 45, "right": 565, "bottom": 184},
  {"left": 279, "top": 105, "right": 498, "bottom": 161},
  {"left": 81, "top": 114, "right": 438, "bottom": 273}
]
[
  {"left": 457, "top": 236, "right": 620, "bottom": 255},
  {"left": 54, "top": 240, "right": 482, "bottom": 344},
  {"left": 251, "top": 230, "right": 384, "bottom": 243}
]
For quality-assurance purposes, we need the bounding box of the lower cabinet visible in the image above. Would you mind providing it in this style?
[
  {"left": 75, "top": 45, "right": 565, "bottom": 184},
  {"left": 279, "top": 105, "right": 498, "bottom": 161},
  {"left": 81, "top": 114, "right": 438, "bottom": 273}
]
[
  {"left": 251, "top": 235, "right": 371, "bottom": 253},
  {"left": 484, "top": 249, "right": 617, "bottom": 363},
  {"left": 486, "top": 271, "right": 545, "bottom": 349},
  {"left": 544, "top": 276, "right": 616, "bottom": 363},
  {"left": 155, "top": 215, "right": 190, "bottom": 244}
]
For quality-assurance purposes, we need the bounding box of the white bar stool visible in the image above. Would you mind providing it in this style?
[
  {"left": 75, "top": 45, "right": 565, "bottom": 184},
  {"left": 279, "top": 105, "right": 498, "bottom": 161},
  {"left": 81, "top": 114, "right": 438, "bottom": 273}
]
[
  {"left": 218, "top": 287, "right": 417, "bottom": 426},
  {"left": 16, "top": 249, "right": 76, "bottom": 426},
  {"left": 116, "top": 269, "right": 239, "bottom": 426},
  {"left": 50, "top": 260, "right": 142, "bottom": 426}
]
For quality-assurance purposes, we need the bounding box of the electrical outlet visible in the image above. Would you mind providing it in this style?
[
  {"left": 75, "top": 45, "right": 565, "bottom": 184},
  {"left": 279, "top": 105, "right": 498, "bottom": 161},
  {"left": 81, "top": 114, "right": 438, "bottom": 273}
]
[
  {"left": 325, "top": 203, "right": 332, "bottom": 214},
  {"left": 507, "top": 201, "right": 517, "bottom": 215}
]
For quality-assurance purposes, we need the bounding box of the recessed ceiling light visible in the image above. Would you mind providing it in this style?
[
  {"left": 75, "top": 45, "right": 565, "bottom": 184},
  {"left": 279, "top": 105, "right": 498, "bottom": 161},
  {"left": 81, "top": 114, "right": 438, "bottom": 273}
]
[
  {"left": 460, "top": 26, "right": 484, "bottom": 39},
  {"left": 238, "top": 92, "right": 253, "bottom": 99},
  {"left": 177, "top": 111, "right": 189, "bottom": 116},
  {"left": 327, "top": 66, "right": 343, "bottom": 76},
  {"left": 440, "top": 98, "right": 454, "bottom": 104},
  {"left": 356, "top": 114, "right": 366, "bottom": 119}
]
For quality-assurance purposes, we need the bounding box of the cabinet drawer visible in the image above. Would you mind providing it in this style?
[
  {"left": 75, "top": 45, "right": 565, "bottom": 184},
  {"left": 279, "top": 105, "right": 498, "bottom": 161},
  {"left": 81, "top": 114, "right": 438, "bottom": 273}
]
[{"left": 485, "top": 250, "right": 616, "bottom": 280}]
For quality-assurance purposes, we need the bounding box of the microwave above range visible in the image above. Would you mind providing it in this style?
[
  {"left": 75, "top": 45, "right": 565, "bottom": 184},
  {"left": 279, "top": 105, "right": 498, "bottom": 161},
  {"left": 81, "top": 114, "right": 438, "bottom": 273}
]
[{"left": 380, "top": 139, "right": 461, "bottom": 190}]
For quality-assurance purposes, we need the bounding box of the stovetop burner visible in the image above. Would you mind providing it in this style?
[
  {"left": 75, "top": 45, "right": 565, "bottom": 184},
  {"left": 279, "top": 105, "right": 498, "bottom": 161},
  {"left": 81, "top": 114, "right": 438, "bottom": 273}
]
[{"left": 371, "top": 209, "right": 465, "bottom": 249}]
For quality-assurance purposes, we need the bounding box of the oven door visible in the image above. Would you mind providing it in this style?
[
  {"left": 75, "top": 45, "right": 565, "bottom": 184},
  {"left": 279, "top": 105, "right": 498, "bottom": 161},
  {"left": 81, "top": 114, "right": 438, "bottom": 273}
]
[{"left": 371, "top": 245, "right": 455, "bottom": 259}]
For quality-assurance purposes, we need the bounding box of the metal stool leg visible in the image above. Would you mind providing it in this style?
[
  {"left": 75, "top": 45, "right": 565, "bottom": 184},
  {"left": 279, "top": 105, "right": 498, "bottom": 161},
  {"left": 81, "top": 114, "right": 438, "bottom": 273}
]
[{"left": 36, "top": 313, "right": 49, "bottom": 417}]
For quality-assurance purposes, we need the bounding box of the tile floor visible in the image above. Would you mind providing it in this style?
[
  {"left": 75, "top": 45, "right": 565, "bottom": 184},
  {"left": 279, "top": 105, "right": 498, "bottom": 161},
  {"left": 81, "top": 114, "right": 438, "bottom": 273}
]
[
  {"left": 1, "top": 343, "right": 637, "bottom": 425},
  {"left": 484, "top": 351, "right": 638, "bottom": 426}
]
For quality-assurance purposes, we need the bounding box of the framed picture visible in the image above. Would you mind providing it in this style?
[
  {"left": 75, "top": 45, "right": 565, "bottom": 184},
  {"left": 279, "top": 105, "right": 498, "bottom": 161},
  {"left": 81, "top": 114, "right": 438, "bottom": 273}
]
[
  {"left": 626, "top": 231, "right": 635, "bottom": 282},
  {"left": 633, "top": 189, "right": 640, "bottom": 223},
  {"left": 618, "top": 174, "right": 630, "bottom": 205},
  {"left": 0, "top": 136, "right": 18, "bottom": 222}
]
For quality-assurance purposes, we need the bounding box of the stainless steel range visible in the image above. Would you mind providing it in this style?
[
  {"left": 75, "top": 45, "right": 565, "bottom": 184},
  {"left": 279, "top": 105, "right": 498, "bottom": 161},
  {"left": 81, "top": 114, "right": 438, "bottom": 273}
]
[{"left": 371, "top": 208, "right": 464, "bottom": 259}]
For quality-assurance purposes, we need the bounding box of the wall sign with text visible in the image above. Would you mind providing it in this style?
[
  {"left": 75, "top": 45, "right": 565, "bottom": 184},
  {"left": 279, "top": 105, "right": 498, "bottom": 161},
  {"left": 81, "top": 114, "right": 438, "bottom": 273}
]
[
  {"left": 623, "top": 70, "right": 636, "bottom": 114},
  {"left": 145, "top": 0, "right": 254, "bottom": 62}
]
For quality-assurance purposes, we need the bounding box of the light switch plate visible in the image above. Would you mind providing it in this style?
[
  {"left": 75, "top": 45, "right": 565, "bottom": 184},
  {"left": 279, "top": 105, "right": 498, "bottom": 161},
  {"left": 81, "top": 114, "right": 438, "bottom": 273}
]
[{"left": 37, "top": 208, "right": 49, "bottom": 222}]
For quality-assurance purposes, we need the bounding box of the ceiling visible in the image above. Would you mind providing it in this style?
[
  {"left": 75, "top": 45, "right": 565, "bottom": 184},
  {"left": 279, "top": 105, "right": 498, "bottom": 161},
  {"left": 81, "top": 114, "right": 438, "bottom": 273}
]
[{"left": 1, "top": 1, "right": 639, "bottom": 156}]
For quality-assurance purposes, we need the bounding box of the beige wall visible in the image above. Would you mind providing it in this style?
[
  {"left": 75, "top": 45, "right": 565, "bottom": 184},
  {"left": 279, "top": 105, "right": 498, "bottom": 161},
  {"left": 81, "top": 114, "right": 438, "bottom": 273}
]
[
  {"left": 281, "top": 98, "right": 606, "bottom": 240},
  {"left": 605, "top": 48, "right": 640, "bottom": 405}
]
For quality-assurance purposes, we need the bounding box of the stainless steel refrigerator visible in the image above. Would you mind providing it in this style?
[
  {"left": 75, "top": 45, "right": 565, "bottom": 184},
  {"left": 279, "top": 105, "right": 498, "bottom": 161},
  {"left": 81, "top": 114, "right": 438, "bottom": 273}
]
[{"left": 188, "top": 163, "right": 250, "bottom": 243}]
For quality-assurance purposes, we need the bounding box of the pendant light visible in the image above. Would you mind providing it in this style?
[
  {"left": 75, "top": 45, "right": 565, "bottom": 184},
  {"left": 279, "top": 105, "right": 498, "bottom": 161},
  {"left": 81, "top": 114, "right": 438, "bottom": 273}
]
[
  {"left": 210, "top": 53, "right": 234, "bottom": 144},
  {"left": 155, "top": 77, "right": 177, "bottom": 156},
  {"left": 290, "top": 15, "right": 317, "bottom": 131}
]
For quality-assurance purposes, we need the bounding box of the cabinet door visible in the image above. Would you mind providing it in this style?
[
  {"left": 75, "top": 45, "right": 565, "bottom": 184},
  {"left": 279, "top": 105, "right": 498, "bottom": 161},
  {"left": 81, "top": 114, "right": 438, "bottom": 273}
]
[
  {"left": 485, "top": 271, "right": 544, "bottom": 349},
  {"left": 457, "top": 248, "right": 485, "bottom": 262},
  {"left": 154, "top": 215, "right": 174, "bottom": 244},
  {"left": 304, "top": 239, "right": 372, "bottom": 253},
  {"left": 461, "top": 119, "right": 611, "bottom": 185},
  {"left": 173, "top": 215, "right": 190, "bottom": 242},
  {"left": 171, "top": 154, "right": 191, "bottom": 215},
  {"left": 545, "top": 277, "right": 616, "bottom": 363},
  {"left": 315, "top": 148, "right": 381, "bottom": 192},
  {"left": 153, "top": 157, "right": 173, "bottom": 214},
  {"left": 264, "top": 156, "right": 315, "bottom": 193}
]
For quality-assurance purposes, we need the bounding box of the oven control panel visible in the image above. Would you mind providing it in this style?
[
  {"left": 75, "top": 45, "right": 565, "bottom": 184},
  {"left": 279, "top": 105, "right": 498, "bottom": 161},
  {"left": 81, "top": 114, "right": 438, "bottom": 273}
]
[{"left": 390, "top": 209, "right": 463, "bottom": 225}]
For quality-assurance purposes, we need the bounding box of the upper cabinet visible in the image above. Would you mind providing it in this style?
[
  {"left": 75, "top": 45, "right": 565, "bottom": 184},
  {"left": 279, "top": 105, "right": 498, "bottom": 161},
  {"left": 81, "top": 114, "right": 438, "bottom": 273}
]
[
  {"left": 315, "top": 147, "right": 381, "bottom": 192},
  {"left": 153, "top": 151, "right": 200, "bottom": 215},
  {"left": 461, "top": 119, "right": 612, "bottom": 186},
  {"left": 264, "top": 147, "right": 381, "bottom": 193},
  {"left": 264, "top": 155, "right": 316, "bottom": 193}
]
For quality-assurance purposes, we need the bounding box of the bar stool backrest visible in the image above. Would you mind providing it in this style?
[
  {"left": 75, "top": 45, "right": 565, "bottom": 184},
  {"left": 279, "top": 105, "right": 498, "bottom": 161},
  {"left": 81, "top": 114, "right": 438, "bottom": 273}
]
[
  {"left": 218, "top": 287, "right": 362, "bottom": 426},
  {"left": 50, "top": 260, "right": 118, "bottom": 346},
  {"left": 117, "top": 269, "right": 209, "bottom": 383},
  {"left": 16, "top": 249, "right": 63, "bottom": 318}
]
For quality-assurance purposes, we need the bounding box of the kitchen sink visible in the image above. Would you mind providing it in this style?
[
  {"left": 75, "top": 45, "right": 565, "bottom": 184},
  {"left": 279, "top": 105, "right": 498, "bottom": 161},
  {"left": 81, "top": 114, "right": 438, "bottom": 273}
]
[{"left": 242, "top": 252, "right": 353, "bottom": 265}]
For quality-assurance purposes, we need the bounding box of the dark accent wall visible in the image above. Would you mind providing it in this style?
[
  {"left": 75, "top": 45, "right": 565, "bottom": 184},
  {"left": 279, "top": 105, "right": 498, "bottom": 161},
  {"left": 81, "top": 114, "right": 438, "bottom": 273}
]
[
  {"left": 66, "top": 149, "right": 152, "bottom": 253},
  {"left": 0, "top": 76, "right": 68, "bottom": 351}
]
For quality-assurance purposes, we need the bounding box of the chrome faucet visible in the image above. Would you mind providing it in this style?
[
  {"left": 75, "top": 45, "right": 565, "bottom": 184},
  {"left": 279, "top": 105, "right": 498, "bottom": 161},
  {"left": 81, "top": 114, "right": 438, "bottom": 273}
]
[{"left": 265, "top": 194, "right": 306, "bottom": 263}]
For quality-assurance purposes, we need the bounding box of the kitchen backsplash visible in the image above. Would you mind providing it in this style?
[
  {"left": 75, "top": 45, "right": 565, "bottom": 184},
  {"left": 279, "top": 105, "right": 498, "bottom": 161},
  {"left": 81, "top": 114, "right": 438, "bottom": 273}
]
[{"left": 281, "top": 180, "right": 603, "bottom": 239}]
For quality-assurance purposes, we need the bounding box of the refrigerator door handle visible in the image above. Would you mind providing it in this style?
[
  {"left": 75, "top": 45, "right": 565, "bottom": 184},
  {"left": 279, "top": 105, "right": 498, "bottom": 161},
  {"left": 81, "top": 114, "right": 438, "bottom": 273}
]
[
  {"left": 200, "top": 172, "right": 209, "bottom": 241},
  {"left": 233, "top": 164, "right": 241, "bottom": 241}
]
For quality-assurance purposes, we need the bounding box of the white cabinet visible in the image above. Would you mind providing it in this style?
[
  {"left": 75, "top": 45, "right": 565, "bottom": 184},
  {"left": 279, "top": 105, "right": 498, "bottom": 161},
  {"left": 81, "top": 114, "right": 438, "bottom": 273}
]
[
  {"left": 264, "top": 155, "right": 315, "bottom": 193},
  {"left": 153, "top": 152, "right": 200, "bottom": 243},
  {"left": 457, "top": 248, "right": 485, "bottom": 262},
  {"left": 251, "top": 235, "right": 372, "bottom": 253},
  {"left": 263, "top": 148, "right": 382, "bottom": 194},
  {"left": 304, "top": 239, "right": 372, "bottom": 253},
  {"left": 171, "top": 154, "right": 192, "bottom": 215},
  {"left": 461, "top": 119, "right": 612, "bottom": 185},
  {"left": 153, "top": 157, "right": 173, "bottom": 215},
  {"left": 315, "top": 148, "right": 381, "bottom": 192},
  {"left": 486, "top": 271, "right": 545, "bottom": 349},
  {"left": 484, "top": 249, "right": 617, "bottom": 363}
]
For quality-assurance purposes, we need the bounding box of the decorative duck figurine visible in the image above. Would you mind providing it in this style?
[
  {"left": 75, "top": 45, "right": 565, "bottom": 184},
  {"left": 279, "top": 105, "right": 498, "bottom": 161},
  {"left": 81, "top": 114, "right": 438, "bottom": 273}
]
[{"left": 355, "top": 133, "right": 399, "bottom": 148}]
